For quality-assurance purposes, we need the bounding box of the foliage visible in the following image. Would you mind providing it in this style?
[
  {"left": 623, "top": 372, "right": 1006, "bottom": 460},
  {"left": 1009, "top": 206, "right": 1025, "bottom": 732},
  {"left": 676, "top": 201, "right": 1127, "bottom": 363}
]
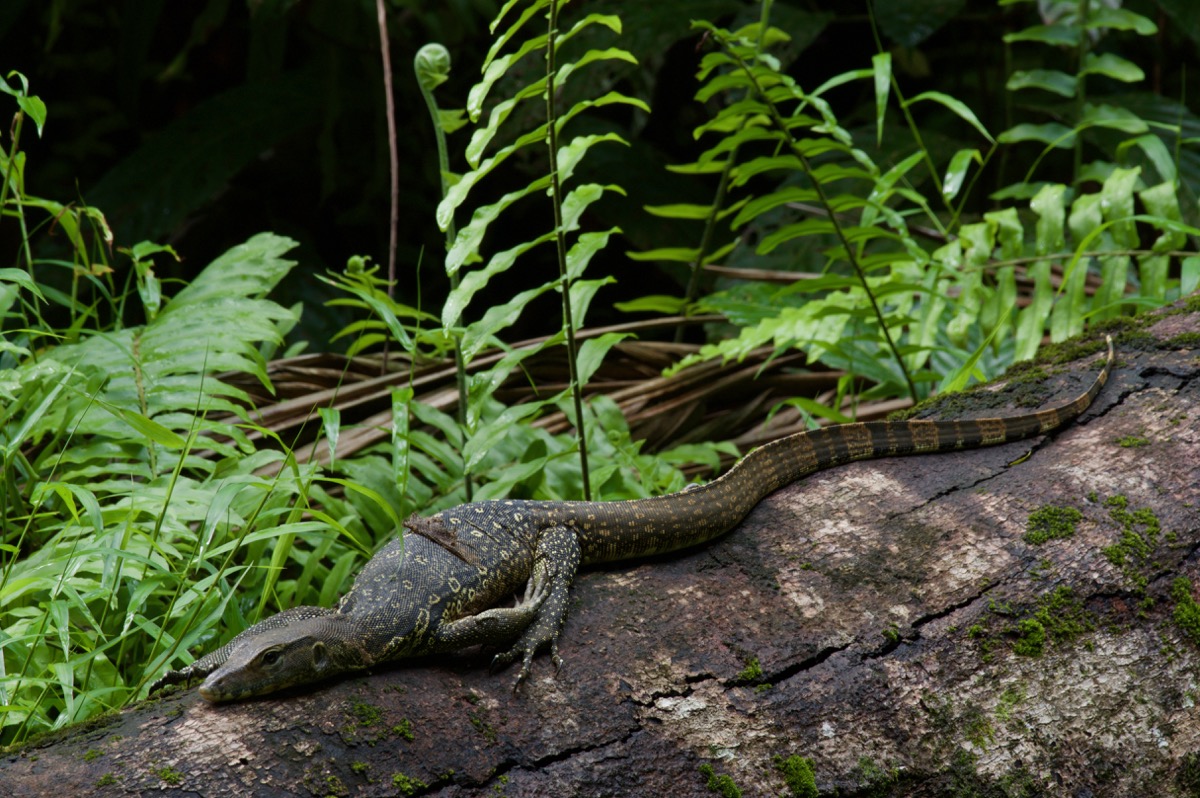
[
  {"left": 626, "top": 0, "right": 1198, "bottom": 417},
  {"left": 2, "top": 0, "right": 1199, "bottom": 748}
]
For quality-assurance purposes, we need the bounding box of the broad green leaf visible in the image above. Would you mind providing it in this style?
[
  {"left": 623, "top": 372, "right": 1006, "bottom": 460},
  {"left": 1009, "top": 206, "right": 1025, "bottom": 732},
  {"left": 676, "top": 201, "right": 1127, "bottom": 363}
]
[
  {"left": 555, "top": 91, "right": 649, "bottom": 133},
  {"left": 1077, "top": 103, "right": 1149, "bottom": 134},
  {"left": 613, "top": 295, "right": 688, "bottom": 314},
  {"left": 1003, "top": 23, "right": 1080, "bottom": 46},
  {"left": 566, "top": 229, "right": 618, "bottom": 281},
  {"left": 1080, "top": 52, "right": 1144, "bottom": 83},
  {"left": 1137, "top": 254, "right": 1169, "bottom": 302},
  {"left": 1138, "top": 182, "right": 1186, "bottom": 253},
  {"left": 466, "top": 77, "right": 547, "bottom": 166},
  {"left": 1006, "top": 69, "right": 1077, "bottom": 98},
  {"left": 731, "top": 187, "right": 820, "bottom": 228},
  {"left": 644, "top": 204, "right": 715, "bottom": 220},
  {"left": 576, "top": 332, "right": 630, "bottom": 386},
  {"left": 627, "top": 247, "right": 702, "bottom": 263},
  {"left": 443, "top": 232, "right": 556, "bottom": 328},
  {"left": 438, "top": 123, "right": 547, "bottom": 229},
  {"left": 557, "top": 133, "right": 628, "bottom": 183},
  {"left": 1182, "top": 256, "right": 1200, "bottom": 296},
  {"left": 557, "top": 49, "right": 639, "bottom": 91},
  {"left": 89, "top": 396, "right": 188, "bottom": 449},
  {"left": 1086, "top": 7, "right": 1157, "bottom": 35},
  {"left": 903, "top": 91, "right": 994, "bottom": 143},
  {"left": 998, "top": 123, "right": 1075, "bottom": 148},
  {"left": 561, "top": 184, "right": 607, "bottom": 233},
  {"left": 1100, "top": 167, "right": 1140, "bottom": 248},
  {"left": 0, "top": 267, "right": 46, "bottom": 301},
  {"left": 940, "top": 305, "right": 1012, "bottom": 393},
  {"left": 942, "top": 149, "right": 981, "bottom": 200},
  {"left": 1117, "top": 134, "right": 1177, "bottom": 184},
  {"left": 446, "top": 178, "right": 551, "bottom": 275},
  {"left": 730, "top": 155, "right": 805, "bottom": 186},
  {"left": 1030, "top": 183, "right": 1067, "bottom": 255}
]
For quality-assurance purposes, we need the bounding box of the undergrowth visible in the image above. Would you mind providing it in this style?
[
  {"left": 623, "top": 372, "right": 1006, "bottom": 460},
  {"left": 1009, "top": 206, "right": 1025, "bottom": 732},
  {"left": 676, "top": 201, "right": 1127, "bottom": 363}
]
[{"left": 1, "top": 0, "right": 1197, "bottom": 745}]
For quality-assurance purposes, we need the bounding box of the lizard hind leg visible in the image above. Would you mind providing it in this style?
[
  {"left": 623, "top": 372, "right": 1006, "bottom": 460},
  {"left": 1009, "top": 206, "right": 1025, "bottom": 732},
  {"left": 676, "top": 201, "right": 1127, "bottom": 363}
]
[{"left": 491, "top": 524, "right": 582, "bottom": 690}]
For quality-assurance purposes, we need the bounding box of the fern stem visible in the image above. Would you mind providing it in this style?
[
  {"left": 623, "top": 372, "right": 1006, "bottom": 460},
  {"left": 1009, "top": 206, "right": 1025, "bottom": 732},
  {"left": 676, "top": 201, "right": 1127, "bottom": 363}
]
[
  {"left": 416, "top": 43, "right": 473, "bottom": 500},
  {"left": 545, "top": 0, "right": 591, "bottom": 499}
]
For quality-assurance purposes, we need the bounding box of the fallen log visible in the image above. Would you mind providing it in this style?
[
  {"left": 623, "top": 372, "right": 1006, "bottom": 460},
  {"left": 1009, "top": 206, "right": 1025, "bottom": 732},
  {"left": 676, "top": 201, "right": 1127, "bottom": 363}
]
[{"left": 3, "top": 302, "right": 1199, "bottom": 797}]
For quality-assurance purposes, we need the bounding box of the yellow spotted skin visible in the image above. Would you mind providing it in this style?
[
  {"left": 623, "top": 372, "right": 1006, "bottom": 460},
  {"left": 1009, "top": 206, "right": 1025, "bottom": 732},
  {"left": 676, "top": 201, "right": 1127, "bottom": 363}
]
[{"left": 150, "top": 339, "right": 1113, "bottom": 702}]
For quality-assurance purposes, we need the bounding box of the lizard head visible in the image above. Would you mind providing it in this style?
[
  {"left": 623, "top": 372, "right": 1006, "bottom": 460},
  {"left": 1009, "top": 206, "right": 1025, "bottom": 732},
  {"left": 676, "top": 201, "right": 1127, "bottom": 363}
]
[{"left": 198, "top": 615, "right": 356, "bottom": 702}]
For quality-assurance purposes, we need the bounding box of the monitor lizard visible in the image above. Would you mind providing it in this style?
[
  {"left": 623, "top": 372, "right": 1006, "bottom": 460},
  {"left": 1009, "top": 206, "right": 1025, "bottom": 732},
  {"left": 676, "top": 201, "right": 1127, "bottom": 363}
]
[{"left": 149, "top": 337, "right": 1113, "bottom": 702}]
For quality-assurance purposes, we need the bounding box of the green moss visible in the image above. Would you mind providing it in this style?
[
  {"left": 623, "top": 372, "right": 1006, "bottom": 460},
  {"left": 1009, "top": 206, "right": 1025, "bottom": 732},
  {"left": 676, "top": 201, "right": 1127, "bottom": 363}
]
[
  {"left": 95, "top": 773, "right": 117, "bottom": 788},
  {"left": 1167, "top": 331, "right": 1200, "bottom": 349},
  {"left": 1116, "top": 435, "right": 1150, "bottom": 448},
  {"left": 736, "top": 657, "right": 763, "bottom": 682},
  {"left": 1024, "top": 504, "right": 1082, "bottom": 545},
  {"left": 469, "top": 711, "right": 498, "bottom": 743},
  {"left": 154, "top": 766, "right": 183, "bottom": 785},
  {"left": 970, "top": 586, "right": 1093, "bottom": 659},
  {"left": 1172, "top": 578, "right": 1200, "bottom": 646},
  {"left": 855, "top": 757, "right": 901, "bottom": 795},
  {"left": 393, "top": 718, "right": 414, "bottom": 741},
  {"left": 1178, "top": 751, "right": 1200, "bottom": 797},
  {"left": 1012, "top": 618, "right": 1046, "bottom": 657},
  {"left": 350, "top": 700, "right": 383, "bottom": 727},
  {"left": 391, "top": 772, "right": 427, "bottom": 796},
  {"left": 1100, "top": 496, "right": 1162, "bottom": 589},
  {"left": 774, "top": 755, "right": 818, "bottom": 798},
  {"left": 699, "top": 763, "right": 742, "bottom": 798},
  {"left": 351, "top": 761, "right": 368, "bottom": 775},
  {"left": 882, "top": 624, "right": 900, "bottom": 643},
  {"left": 83, "top": 748, "right": 102, "bottom": 761}
]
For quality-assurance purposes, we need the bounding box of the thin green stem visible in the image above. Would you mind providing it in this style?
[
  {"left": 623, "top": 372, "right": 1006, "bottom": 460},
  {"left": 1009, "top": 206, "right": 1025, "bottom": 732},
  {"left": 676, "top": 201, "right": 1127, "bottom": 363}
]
[
  {"left": 718, "top": 35, "right": 918, "bottom": 401},
  {"left": 546, "top": 0, "right": 590, "bottom": 499},
  {"left": 416, "top": 44, "right": 473, "bottom": 500}
]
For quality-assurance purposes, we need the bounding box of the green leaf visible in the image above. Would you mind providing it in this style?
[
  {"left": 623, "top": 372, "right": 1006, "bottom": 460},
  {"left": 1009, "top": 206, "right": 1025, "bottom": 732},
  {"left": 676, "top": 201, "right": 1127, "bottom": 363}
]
[
  {"left": 1006, "top": 69, "right": 1077, "bottom": 98},
  {"left": 1002, "top": 23, "right": 1080, "bottom": 46},
  {"left": 627, "top": 247, "right": 701, "bottom": 263},
  {"left": 1080, "top": 53, "right": 1144, "bottom": 83},
  {"left": 565, "top": 229, "right": 618, "bottom": 281},
  {"left": 1117, "top": 134, "right": 1176, "bottom": 184},
  {"left": 903, "top": 90, "right": 994, "bottom": 143},
  {"left": 1086, "top": 7, "right": 1157, "bottom": 35},
  {"left": 88, "top": 396, "right": 189, "bottom": 449},
  {"left": 0, "top": 267, "right": 46, "bottom": 301},
  {"left": 443, "top": 232, "right": 556, "bottom": 328},
  {"left": 939, "top": 305, "right": 1012, "bottom": 393},
  {"left": 942, "top": 149, "right": 981, "bottom": 200},
  {"left": 1077, "top": 103, "right": 1149, "bottom": 134},
  {"left": 576, "top": 332, "right": 630, "bottom": 386},
  {"left": 613, "top": 295, "right": 688, "bottom": 314},
  {"left": 644, "top": 204, "right": 716, "bottom": 220},
  {"left": 1181, "top": 256, "right": 1200, "bottom": 296},
  {"left": 731, "top": 187, "right": 820, "bottom": 228},
  {"left": 998, "top": 123, "right": 1075, "bottom": 148}
]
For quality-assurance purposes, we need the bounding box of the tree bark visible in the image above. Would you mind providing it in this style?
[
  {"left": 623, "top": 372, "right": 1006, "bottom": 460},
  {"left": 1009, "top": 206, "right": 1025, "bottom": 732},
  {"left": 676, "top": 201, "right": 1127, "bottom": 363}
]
[{"left": 4, "top": 304, "right": 1199, "bottom": 797}]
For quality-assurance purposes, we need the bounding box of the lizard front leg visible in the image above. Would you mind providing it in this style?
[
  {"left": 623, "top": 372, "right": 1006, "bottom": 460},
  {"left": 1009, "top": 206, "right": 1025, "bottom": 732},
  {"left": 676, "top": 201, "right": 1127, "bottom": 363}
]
[{"left": 490, "top": 524, "right": 581, "bottom": 688}]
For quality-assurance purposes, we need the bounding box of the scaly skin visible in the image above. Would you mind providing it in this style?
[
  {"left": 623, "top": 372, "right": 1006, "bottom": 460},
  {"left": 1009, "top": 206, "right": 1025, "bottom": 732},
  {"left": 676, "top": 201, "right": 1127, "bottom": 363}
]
[{"left": 149, "top": 338, "right": 1114, "bottom": 702}]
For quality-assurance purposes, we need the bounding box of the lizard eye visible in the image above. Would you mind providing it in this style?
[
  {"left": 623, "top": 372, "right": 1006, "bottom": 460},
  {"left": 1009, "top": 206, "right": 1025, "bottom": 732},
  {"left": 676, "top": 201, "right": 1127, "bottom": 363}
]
[{"left": 261, "top": 649, "right": 281, "bottom": 667}]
